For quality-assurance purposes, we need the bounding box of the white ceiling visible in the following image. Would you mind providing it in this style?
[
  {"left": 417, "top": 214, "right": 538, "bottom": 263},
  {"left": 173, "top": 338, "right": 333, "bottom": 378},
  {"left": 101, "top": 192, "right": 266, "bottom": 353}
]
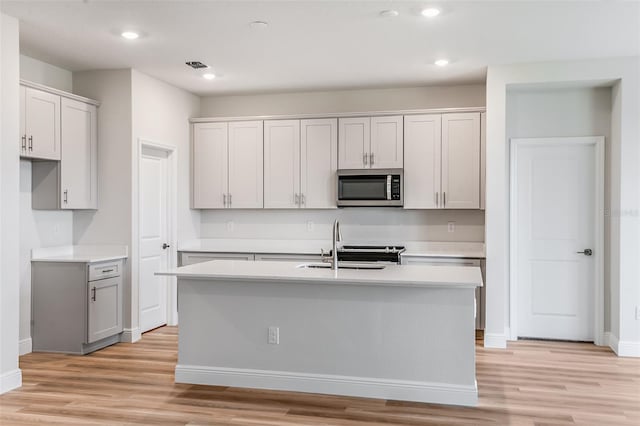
[{"left": 2, "top": 1, "right": 639, "bottom": 96}]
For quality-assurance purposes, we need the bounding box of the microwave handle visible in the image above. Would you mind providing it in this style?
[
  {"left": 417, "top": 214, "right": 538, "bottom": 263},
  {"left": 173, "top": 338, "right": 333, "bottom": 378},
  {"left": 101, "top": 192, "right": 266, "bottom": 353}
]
[{"left": 387, "top": 175, "right": 392, "bottom": 200}]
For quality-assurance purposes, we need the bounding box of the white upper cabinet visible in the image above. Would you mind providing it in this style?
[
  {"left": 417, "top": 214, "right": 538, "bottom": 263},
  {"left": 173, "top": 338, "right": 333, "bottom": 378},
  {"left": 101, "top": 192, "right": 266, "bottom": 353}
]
[
  {"left": 264, "top": 120, "right": 300, "bottom": 209},
  {"left": 22, "top": 87, "right": 61, "bottom": 160},
  {"left": 338, "top": 117, "right": 370, "bottom": 169},
  {"left": 60, "top": 98, "right": 98, "bottom": 209},
  {"left": 403, "top": 114, "right": 442, "bottom": 209},
  {"left": 370, "top": 115, "right": 403, "bottom": 169},
  {"left": 338, "top": 116, "right": 403, "bottom": 169},
  {"left": 480, "top": 112, "right": 486, "bottom": 210},
  {"left": 300, "top": 118, "right": 337, "bottom": 209},
  {"left": 228, "top": 120, "right": 264, "bottom": 209},
  {"left": 192, "top": 122, "right": 228, "bottom": 209},
  {"left": 442, "top": 113, "right": 481, "bottom": 209}
]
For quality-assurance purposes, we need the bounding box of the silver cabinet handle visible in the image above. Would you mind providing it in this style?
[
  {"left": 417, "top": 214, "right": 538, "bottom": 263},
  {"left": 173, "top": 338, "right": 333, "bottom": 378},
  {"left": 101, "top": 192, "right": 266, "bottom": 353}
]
[
  {"left": 443, "top": 192, "right": 446, "bottom": 208},
  {"left": 91, "top": 286, "right": 96, "bottom": 301},
  {"left": 435, "top": 192, "right": 439, "bottom": 207},
  {"left": 301, "top": 193, "right": 306, "bottom": 206},
  {"left": 102, "top": 269, "right": 114, "bottom": 273},
  {"left": 28, "top": 135, "right": 33, "bottom": 151},
  {"left": 63, "top": 189, "right": 68, "bottom": 204},
  {"left": 223, "top": 193, "right": 227, "bottom": 207},
  {"left": 294, "top": 193, "right": 299, "bottom": 205},
  {"left": 21, "top": 135, "right": 26, "bottom": 151},
  {"left": 370, "top": 152, "right": 374, "bottom": 166},
  {"left": 228, "top": 193, "right": 232, "bottom": 207},
  {"left": 577, "top": 249, "right": 593, "bottom": 256},
  {"left": 363, "top": 152, "right": 368, "bottom": 166}
]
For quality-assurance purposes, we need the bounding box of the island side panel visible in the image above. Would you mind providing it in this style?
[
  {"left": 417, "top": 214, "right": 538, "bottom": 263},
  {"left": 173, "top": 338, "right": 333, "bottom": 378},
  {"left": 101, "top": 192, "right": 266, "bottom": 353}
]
[{"left": 176, "top": 278, "right": 477, "bottom": 405}]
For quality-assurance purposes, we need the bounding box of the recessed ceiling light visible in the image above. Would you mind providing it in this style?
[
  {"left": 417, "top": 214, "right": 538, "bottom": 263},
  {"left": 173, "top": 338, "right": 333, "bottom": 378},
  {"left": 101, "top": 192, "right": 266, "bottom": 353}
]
[
  {"left": 250, "top": 20, "right": 268, "bottom": 29},
  {"left": 421, "top": 7, "right": 441, "bottom": 18},
  {"left": 121, "top": 31, "right": 139, "bottom": 40},
  {"left": 203, "top": 73, "right": 216, "bottom": 80},
  {"left": 434, "top": 59, "right": 449, "bottom": 67},
  {"left": 380, "top": 9, "right": 399, "bottom": 18}
]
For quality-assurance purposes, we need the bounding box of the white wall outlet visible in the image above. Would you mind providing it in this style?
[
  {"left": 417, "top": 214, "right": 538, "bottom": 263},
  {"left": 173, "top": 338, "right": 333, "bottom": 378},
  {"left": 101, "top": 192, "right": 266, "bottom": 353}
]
[
  {"left": 268, "top": 326, "right": 279, "bottom": 344},
  {"left": 447, "top": 222, "right": 456, "bottom": 233},
  {"left": 307, "top": 221, "right": 314, "bottom": 232},
  {"left": 226, "top": 221, "right": 234, "bottom": 232},
  {"left": 636, "top": 306, "right": 640, "bottom": 321}
]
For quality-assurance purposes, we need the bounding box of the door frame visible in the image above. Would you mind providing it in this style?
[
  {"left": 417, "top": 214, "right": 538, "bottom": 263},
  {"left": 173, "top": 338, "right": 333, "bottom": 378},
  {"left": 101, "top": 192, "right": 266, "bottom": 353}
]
[
  {"left": 137, "top": 138, "right": 178, "bottom": 328},
  {"left": 509, "top": 136, "right": 605, "bottom": 345}
]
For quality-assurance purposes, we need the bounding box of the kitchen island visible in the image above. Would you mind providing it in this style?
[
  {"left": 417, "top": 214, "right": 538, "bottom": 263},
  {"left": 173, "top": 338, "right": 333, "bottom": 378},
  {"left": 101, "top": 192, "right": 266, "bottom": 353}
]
[{"left": 157, "top": 260, "right": 483, "bottom": 406}]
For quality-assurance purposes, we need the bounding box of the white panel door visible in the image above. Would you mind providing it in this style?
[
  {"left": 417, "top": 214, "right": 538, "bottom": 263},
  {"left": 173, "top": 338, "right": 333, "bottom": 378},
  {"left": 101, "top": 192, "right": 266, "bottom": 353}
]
[
  {"left": 515, "top": 138, "right": 598, "bottom": 341},
  {"left": 193, "top": 122, "right": 228, "bottom": 208},
  {"left": 441, "top": 113, "right": 480, "bottom": 209},
  {"left": 370, "top": 115, "right": 403, "bottom": 169},
  {"left": 139, "top": 147, "right": 170, "bottom": 333},
  {"left": 264, "top": 120, "right": 300, "bottom": 209},
  {"left": 60, "top": 98, "right": 98, "bottom": 210},
  {"left": 338, "top": 117, "right": 370, "bottom": 169},
  {"left": 403, "top": 114, "right": 441, "bottom": 209},
  {"left": 300, "top": 118, "right": 337, "bottom": 209},
  {"left": 24, "top": 87, "right": 61, "bottom": 160},
  {"left": 228, "top": 120, "right": 264, "bottom": 208}
]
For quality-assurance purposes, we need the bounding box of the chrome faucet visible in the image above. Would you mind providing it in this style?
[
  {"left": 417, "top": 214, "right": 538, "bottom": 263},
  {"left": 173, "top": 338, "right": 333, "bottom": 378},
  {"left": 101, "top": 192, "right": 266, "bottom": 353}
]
[{"left": 332, "top": 219, "right": 342, "bottom": 270}]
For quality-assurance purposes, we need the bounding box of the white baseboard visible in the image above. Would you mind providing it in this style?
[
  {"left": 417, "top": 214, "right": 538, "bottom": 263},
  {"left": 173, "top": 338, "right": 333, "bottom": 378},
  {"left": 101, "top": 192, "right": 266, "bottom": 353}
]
[
  {"left": 175, "top": 365, "right": 478, "bottom": 407},
  {"left": 121, "top": 327, "right": 141, "bottom": 343},
  {"left": 19, "top": 338, "right": 32, "bottom": 356},
  {"left": 0, "top": 369, "right": 22, "bottom": 394},
  {"left": 484, "top": 332, "right": 507, "bottom": 348}
]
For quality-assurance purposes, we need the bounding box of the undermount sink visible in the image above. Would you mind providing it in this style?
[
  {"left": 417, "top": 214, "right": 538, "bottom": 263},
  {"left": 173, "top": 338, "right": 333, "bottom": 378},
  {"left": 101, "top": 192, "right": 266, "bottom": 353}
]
[{"left": 297, "top": 262, "right": 386, "bottom": 270}]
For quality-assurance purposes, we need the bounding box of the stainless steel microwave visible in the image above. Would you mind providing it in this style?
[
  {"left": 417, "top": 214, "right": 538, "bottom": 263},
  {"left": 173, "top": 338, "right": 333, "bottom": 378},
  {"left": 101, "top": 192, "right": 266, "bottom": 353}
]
[{"left": 337, "top": 169, "right": 403, "bottom": 207}]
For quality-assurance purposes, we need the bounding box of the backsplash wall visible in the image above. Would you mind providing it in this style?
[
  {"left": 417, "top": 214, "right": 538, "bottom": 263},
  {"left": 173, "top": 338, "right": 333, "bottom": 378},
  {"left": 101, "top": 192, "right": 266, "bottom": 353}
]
[{"left": 199, "top": 209, "right": 485, "bottom": 243}]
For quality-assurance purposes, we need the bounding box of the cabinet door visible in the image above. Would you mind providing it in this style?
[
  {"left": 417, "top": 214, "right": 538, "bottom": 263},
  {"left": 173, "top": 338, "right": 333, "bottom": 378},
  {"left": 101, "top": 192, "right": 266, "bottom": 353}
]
[
  {"left": 441, "top": 113, "right": 481, "bottom": 209},
  {"left": 193, "top": 122, "right": 228, "bottom": 208},
  {"left": 228, "top": 120, "right": 264, "bottom": 208},
  {"left": 480, "top": 112, "right": 486, "bottom": 210},
  {"left": 370, "top": 115, "right": 403, "bottom": 168},
  {"left": 181, "top": 252, "right": 255, "bottom": 266},
  {"left": 338, "top": 117, "right": 370, "bottom": 169},
  {"left": 254, "top": 254, "right": 322, "bottom": 262},
  {"left": 87, "top": 277, "right": 122, "bottom": 343},
  {"left": 60, "top": 98, "right": 98, "bottom": 209},
  {"left": 300, "top": 118, "right": 337, "bottom": 209},
  {"left": 264, "top": 120, "right": 300, "bottom": 209},
  {"left": 19, "top": 86, "right": 26, "bottom": 154},
  {"left": 24, "top": 87, "right": 61, "bottom": 160},
  {"left": 403, "top": 115, "right": 441, "bottom": 209}
]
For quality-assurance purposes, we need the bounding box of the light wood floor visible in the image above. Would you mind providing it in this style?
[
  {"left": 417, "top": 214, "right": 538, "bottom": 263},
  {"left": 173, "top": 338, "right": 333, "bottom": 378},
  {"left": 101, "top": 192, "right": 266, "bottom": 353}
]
[{"left": 1, "top": 327, "right": 639, "bottom": 425}]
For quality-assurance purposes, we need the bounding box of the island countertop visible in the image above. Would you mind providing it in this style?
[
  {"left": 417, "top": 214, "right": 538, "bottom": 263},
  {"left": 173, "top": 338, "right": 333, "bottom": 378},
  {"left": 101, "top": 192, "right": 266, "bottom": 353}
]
[{"left": 157, "top": 259, "right": 482, "bottom": 289}]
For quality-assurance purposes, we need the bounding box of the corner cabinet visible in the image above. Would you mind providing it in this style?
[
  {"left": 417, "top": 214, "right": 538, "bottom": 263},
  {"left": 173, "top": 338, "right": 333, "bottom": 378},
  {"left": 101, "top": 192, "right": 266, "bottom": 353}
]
[
  {"left": 192, "top": 120, "right": 263, "bottom": 209},
  {"left": 404, "top": 112, "right": 481, "bottom": 209},
  {"left": 264, "top": 118, "right": 337, "bottom": 209},
  {"left": 338, "top": 115, "right": 403, "bottom": 169},
  {"left": 22, "top": 81, "right": 100, "bottom": 210}
]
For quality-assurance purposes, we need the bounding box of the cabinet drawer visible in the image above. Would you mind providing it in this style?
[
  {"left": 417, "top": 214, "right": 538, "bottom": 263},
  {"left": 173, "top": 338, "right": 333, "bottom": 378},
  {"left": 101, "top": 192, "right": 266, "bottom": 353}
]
[{"left": 89, "top": 261, "right": 122, "bottom": 281}]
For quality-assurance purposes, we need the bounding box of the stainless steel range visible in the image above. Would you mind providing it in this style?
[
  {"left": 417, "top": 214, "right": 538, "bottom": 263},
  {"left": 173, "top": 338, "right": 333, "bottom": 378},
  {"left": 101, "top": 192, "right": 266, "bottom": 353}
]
[{"left": 337, "top": 245, "right": 405, "bottom": 265}]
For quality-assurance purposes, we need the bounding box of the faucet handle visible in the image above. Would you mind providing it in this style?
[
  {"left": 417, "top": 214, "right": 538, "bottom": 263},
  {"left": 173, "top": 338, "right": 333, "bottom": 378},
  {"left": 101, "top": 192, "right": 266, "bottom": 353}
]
[{"left": 320, "top": 248, "right": 331, "bottom": 263}]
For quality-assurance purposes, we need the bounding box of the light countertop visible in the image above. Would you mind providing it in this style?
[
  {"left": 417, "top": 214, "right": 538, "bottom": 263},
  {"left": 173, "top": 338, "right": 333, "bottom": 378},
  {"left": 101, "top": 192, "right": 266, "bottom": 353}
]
[
  {"left": 157, "top": 259, "right": 483, "bottom": 289},
  {"left": 178, "top": 239, "right": 485, "bottom": 259},
  {"left": 31, "top": 245, "right": 128, "bottom": 263}
]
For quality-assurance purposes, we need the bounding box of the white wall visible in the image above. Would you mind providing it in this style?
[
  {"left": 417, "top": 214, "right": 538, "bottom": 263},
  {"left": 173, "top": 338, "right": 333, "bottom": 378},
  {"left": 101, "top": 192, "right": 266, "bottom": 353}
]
[
  {"left": 18, "top": 55, "right": 74, "bottom": 354},
  {"left": 131, "top": 70, "right": 200, "bottom": 330},
  {"left": 72, "top": 69, "right": 135, "bottom": 337},
  {"left": 485, "top": 57, "right": 640, "bottom": 357},
  {"left": 19, "top": 54, "right": 72, "bottom": 92},
  {"left": 199, "top": 84, "right": 486, "bottom": 243},
  {"left": 200, "top": 84, "right": 485, "bottom": 117},
  {"left": 506, "top": 87, "right": 612, "bottom": 330},
  {"left": 0, "top": 13, "right": 22, "bottom": 394}
]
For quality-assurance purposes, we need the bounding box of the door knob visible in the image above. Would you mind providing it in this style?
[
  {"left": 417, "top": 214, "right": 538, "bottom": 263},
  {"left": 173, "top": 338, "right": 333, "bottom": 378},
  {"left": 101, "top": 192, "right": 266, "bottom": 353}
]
[
  {"left": 162, "top": 243, "right": 171, "bottom": 250},
  {"left": 576, "top": 248, "right": 593, "bottom": 256}
]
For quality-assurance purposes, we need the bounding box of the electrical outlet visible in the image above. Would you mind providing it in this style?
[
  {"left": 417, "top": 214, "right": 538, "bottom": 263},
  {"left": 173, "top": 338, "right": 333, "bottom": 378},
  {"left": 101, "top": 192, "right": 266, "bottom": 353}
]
[
  {"left": 226, "top": 221, "right": 234, "bottom": 232},
  {"left": 307, "top": 221, "right": 314, "bottom": 232},
  {"left": 268, "top": 326, "right": 279, "bottom": 344},
  {"left": 636, "top": 306, "right": 640, "bottom": 321},
  {"left": 447, "top": 222, "right": 456, "bottom": 233}
]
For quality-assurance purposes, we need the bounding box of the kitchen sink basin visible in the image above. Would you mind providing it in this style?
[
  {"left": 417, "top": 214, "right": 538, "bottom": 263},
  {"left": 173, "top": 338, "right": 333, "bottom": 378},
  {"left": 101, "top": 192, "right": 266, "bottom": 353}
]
[{"left": 296, "top": 262, "right": 386, "bottom": 270}]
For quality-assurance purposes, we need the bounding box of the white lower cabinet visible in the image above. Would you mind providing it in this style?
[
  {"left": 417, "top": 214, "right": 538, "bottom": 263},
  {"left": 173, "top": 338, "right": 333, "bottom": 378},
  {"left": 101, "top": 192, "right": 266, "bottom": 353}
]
[
  {"left": 180, "top": 252, "right": 255, "bottom": 266},
  {"left": 401, "top": 256, "right": 485, "bottom": 330},
  {"left": 264, "top": 118, "right": 337, "bottom": 209},
  {"left": 31, "top": 260, "right": 124, "bottom": 354},
  {"left": 254, "top": 253, "right": 321, "bottom": 262}
]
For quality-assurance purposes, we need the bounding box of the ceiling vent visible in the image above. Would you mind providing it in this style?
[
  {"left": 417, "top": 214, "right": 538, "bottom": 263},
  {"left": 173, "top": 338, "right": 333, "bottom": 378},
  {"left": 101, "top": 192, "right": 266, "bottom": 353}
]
[{"left": 185, "top": 61, "right": 209, "bottom": 69}]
